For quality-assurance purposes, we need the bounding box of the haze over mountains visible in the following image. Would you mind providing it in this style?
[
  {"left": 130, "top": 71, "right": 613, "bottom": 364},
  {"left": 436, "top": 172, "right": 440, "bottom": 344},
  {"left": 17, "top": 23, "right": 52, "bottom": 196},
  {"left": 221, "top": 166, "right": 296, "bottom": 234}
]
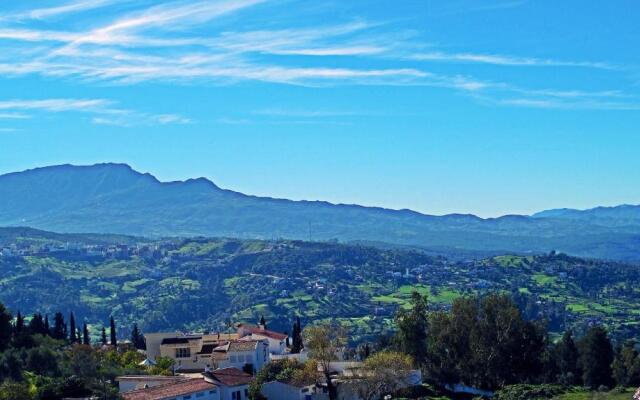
[{"left": 0, "top": 163, "right": 638, "bottom": 261}]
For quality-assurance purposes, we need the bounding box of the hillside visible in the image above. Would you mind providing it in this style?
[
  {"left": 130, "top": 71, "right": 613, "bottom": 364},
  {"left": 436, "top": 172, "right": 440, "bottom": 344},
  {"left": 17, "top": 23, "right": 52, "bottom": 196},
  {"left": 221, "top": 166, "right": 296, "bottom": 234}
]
[
  {"left": 1, "top": 229, "right": 638, "bottom": 343},
  {"left": 0, "top": 164, "right": 639, "bottom": 260}
]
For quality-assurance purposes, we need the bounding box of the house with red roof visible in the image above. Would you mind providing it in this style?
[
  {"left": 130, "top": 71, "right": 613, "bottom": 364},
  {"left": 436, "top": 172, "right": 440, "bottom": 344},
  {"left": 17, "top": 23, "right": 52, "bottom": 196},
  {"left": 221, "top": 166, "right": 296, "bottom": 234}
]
[
  {"left": 121, "top": 368, "right": 253, "bottom": 400},
  {"left": 237, "top": 320, "right": 288, "bottom": 355}
]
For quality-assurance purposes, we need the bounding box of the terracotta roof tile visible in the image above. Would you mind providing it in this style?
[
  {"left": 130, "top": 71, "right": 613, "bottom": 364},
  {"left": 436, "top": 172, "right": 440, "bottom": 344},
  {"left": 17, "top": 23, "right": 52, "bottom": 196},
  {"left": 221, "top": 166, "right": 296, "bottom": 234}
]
[
  {"left": 204, "top": 368, "right": 254, "bottom": 387},
  {"left": 123, "top": 378, "right": 215, "bottom": 400}
]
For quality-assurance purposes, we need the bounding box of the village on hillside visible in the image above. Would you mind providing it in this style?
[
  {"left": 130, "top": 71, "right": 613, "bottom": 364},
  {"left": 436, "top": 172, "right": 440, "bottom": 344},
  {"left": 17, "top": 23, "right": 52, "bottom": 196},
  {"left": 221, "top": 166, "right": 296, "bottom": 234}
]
[{"left": 117, "top": 317, "right": 421, "bottom": 400}]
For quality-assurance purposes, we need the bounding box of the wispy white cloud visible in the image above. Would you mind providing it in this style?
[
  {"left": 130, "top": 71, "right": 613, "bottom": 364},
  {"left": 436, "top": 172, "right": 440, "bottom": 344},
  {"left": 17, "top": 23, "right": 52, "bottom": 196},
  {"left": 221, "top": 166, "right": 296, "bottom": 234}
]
[
  {"left": 411, "top": 51, "right": 615, "bottom": 70},
  {"left": 0, "top": 0, "right": 634, "bottom": 112},
  {"left": 499, "top": 97, "right": 640, "bottom": 110},
  {"left": 0, "top": 98, "right": 192, "bottom": 126},
  {"left": 0, "top": 112, "right": 30, "bottom": 120},
  {"left": 26, "top": 0, "right": 118, "bottom": 20},
  {"left": 0, "top": 98, "right": 112, "bottom": 112}
]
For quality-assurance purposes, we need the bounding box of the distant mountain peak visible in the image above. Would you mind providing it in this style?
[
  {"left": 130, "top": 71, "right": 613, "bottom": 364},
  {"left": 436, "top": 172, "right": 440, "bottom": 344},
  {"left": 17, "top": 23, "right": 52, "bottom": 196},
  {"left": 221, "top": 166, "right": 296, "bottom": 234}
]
[{"left": 1, "top": 163, "right": 639, "bottom": 261}]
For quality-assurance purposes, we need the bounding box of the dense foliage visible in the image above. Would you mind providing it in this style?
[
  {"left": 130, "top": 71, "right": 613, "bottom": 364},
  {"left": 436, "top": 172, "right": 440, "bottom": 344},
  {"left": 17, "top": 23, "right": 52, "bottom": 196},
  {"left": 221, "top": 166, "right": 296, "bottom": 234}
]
[
  {"left": 390, "top": 293, "right": 640, "bottom": 393},
  {"left": 0, "top": 302, "right": 149, "bottom": 399}
]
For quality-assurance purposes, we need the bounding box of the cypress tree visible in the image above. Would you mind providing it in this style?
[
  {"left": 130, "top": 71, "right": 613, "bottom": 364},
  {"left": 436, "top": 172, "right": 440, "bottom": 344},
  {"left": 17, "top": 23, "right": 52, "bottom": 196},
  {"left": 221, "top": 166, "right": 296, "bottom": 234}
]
[
  {"left": 101, "top": 326, "right": 107, "bottom": 345},
  {"left": 110, "top": 316, "right": 117, "bottom": 347},
  {"left": 259, "top": 315, "right": 267, "bottom": 329},
  {"left": 15, "top": 311, "right": 24, "bottom": 335},
  {"left": 291, "top": 316, "right": 303, "bottom": 353},
  {"left": 44, "top": 315, "right": 50, "bottom": 336},
  {"left": 52, "top": 312, "right": 67, "bottom": 340},
  {"left": 83, "top": 323, "right": 90, "bottom": 345},
  {"left": 69, "top": 312, "right": 77, "bottom": 343},
  {"left": 0, "top": 303, "right": 12, "bottom": 351},
  {"left": 131, "top": 323, "right": 145, "bottom": 350}
]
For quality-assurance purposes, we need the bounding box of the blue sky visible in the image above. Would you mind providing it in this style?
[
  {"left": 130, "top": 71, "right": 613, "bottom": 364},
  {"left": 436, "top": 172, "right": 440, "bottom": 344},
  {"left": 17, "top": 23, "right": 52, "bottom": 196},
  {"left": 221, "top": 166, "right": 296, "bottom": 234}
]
[{"left": 0, "top": 0, "right": 639, "bottom": 217}]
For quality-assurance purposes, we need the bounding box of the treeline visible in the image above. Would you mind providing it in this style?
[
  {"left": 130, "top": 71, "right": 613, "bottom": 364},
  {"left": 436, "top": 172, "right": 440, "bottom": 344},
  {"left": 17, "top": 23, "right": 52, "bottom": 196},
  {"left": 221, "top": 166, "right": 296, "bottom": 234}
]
[
  {"left": 0, "top": 303, "right": 148, "bottom": 399},
  {"left": 392, "top": 292, "right": 640, "bottom": 392}
]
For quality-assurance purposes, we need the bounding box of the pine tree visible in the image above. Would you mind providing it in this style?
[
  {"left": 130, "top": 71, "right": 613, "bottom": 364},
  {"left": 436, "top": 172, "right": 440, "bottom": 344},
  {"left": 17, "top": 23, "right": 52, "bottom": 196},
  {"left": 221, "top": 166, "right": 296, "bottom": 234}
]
[
  {"left": 83, "top": 323, "right": 90, "bottom": 345},
  {"left": 101, "top": 326, "right": 107, "bottom": 345},
  {"left": 556, "top": 329, "right": 580, "bottom": 385},
  {"left": 395, "top": 291, "right": 429, "bottom": 367},
  {"left": 579, "top": 326, "right": 614, "bottom": 389},
  {"left": 612, "top": 340, "right": 640, "bottom": 387},
  {"left": 110, "top": 316, "right": 117, "bottom": 347},
  {"left": 69, "top": 312, "right": 77, "bottom": 343}
]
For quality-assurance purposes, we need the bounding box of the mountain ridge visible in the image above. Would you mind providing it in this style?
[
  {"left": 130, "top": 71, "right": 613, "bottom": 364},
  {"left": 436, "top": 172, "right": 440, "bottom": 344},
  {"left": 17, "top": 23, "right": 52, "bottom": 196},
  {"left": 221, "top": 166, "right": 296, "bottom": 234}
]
[{"left": 1, "top": 163, "right": 639, "bottom": 261}]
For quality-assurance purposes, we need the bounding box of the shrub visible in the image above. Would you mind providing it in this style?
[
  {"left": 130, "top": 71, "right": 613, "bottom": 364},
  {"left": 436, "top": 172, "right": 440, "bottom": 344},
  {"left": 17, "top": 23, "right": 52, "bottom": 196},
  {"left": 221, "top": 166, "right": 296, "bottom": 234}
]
[{"left": 494, "top": 384, "right": 566, "bottom": 400}]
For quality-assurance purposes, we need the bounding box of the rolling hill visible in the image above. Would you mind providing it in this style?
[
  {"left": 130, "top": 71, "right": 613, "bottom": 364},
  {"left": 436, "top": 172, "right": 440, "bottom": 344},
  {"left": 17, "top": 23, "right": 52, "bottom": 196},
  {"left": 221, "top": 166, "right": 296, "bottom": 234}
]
[{"left": 0, "top": 163, "right": 638, "bottom": 261}]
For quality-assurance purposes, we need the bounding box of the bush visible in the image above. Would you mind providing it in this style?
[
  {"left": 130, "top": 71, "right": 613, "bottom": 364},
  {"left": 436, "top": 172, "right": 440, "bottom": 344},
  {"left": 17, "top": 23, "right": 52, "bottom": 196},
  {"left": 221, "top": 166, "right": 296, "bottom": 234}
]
[{"left": 494, "top": 384, "right": 566, "bottom": 400}]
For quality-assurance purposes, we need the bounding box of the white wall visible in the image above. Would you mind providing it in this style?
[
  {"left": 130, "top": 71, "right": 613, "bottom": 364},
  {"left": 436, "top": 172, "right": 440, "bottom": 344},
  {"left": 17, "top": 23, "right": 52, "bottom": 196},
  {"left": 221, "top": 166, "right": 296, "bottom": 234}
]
[{"left": 261, "top": 381, "right": 316, "bottom": 400}]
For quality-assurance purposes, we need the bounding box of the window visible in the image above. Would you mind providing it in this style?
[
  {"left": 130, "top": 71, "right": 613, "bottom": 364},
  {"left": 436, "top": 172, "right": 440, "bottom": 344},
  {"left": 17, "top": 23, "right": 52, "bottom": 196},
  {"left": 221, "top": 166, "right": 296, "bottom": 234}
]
[
  {"left": 244, "top": 389, "right": 249, "bottom": 397},
  {"left": 209, "top": 390, "right": 217, "bottom": 394},
  {"left": 230, "top": 355, "right": 237, "bottom": 363},
  {"left": 196, "top": 392, "right": 205, "bottom": 398},
  {"left": 183, "top": 396, "right": 192, "bottom": 400},
  {"left": 176, "top": 347, "right": 191, "bottom": 358}
]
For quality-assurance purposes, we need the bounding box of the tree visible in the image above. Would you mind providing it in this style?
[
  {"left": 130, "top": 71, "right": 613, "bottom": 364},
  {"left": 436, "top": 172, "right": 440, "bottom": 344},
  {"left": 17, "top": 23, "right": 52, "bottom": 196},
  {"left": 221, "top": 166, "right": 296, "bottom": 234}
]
[
  {"left": 352, "top": 351, "right": 415, "bottom": 400},
  {"left": 303, "top": 322, "right": 347, "bottom": 400},
  {"left": 82, "top": 323, "right": 90, "bottom": 346},
  {"left": 426, "top": 294, "right": 546, "bottom": 390},
  {"left": 395, "top": 291, "right": 428, "bottom": 367},
  {"left": 556, "top": 330, "right": 580, "bottom": 385},
  {"left": 259, "top": 315, "right": 267, "bottom": 329},
  {"left": 51, "top": 313, "right": 67, "bottom": 341},
  {"left": 0, "top": 380, "right": 32, "bottom": 400},
  {"left": 150, "top": 356, "right": 176, "bottom": 376},
  {"left": 612, "top": 340, "right": 640, "bottom": 387},
  {"left": 131, "top": 323, "right": 145, "bottom": 350},
  {"left": 25, "top": 346, "right": 59, "bottom": 377},
  {"left": 101, "top": 326, "right": 107, "bottom": 346},
  {"left": 28, "top": 314, "right": 46, "bottom": 336},
  {"left": 109, "top": 316, "right": 117, "bottom": 347},
  {"left": 0, "top": 304, "right": 12, "bottom": 351},
  {"left": 69, "top": 312, "right": 77, "bottom": 343},
  {"left": 44, "top": 315, "right": 50, "bottom": 336},
  {"left": 14, "top": 312, "right": 24, "bottom": 335},
  {"left": 290, "top": 316, "right": 304, "bottom": 354},
  {"left": 579, "top": 326, "right": 614, "bottom": 389}
]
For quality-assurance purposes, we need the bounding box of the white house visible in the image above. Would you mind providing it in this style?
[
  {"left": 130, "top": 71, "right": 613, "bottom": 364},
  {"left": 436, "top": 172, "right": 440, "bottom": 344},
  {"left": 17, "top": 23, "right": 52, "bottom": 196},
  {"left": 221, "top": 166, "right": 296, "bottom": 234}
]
[
  {"left": 144, "top": 332, "right": 240, "bottom": 371},
  {"left": 203, "top": 368, "right": 254, "bottom": 400},
  {"left": 122, "top": 377, "right": 221, "bottom": 400},
  {"left": 237, "top": 323, "right": 288, "bottom": 355},
  {"left": 211, "top": 340, "right": 269, "bottom": 374},
  {"left": 121, "top": 369, "right": 254, "bottom": 400}
]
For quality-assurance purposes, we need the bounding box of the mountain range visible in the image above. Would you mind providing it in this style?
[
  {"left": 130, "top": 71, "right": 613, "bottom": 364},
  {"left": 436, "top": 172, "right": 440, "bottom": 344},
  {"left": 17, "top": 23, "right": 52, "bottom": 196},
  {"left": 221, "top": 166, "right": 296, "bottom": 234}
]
[{"left": 0, "top": 163, "right": 638, "bottom": 261}]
